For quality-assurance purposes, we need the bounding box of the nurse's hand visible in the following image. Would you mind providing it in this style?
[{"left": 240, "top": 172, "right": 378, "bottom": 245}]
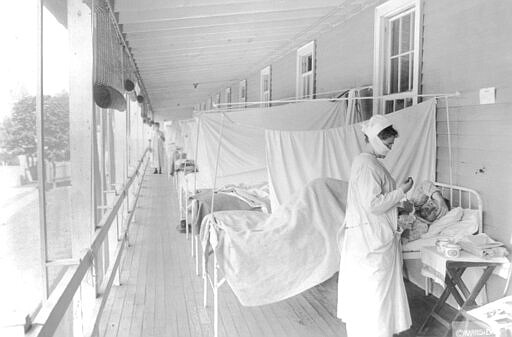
[
  {"left": 399, "top": 177, "right": 414, "bottom": 194},
  {"left": 401, "top": 200, "right": 414, "bottom": 213}
]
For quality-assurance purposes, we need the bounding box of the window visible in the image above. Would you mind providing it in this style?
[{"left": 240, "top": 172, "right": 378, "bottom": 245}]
[
  {"left": 207, "top": 96, "right": 213, "bottom": 110},
  {"left": 225, "top": 87, "right": 231, "bottom": 109},
  {"left": 239, "top": 80, "right": 247, "bottom": 108},
  {"left": 215, "top": 93, "right": 221, "bottom": 109},
  {"left": 260, "top": 66, "right": 271, "bottom": 107},
  {"left": 373, "top": 0, "right": 421, "bottom": 114},
  {"left": 296, "top": 41, "right": 315, "bottom": 99}
]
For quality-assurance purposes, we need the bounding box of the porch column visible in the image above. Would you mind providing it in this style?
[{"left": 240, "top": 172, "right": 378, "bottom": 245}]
[{"left": 68, "top": 0, "right": 97, "bottom": 335}]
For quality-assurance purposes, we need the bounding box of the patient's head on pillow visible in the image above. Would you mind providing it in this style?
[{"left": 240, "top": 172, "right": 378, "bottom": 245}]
[{"left": 417, "top": 198, "right": 449, "bottom": 223}]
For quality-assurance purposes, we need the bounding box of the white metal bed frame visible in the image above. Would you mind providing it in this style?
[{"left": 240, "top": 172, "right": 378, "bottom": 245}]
[
  {"left": 402, "top": 182, "right": 483, "bottom": 296},
  {"left": 402, "top": 181, "right": 483, "bottom": 260},
  {"left": 176, "top": 168, "right": 200, "bottom": 265},
  {"left": 202, "top": 215, "right": 226, "bottom": 337}
]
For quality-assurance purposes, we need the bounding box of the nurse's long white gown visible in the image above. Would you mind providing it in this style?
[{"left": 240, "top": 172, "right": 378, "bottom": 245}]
[{"left": 337, "top": 153, "right": 411, "bottom": 337}]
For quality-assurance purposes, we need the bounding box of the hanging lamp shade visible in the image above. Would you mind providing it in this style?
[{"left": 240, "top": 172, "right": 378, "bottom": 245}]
[
  {"left": 124, "top": 79, "right": 135, "bottom": 91},
  {"left": 94, "top": 84, "right": 127, "bottom": 111},
  {"left": 136, "top": 95, "right": 144, "bottom": 103}
]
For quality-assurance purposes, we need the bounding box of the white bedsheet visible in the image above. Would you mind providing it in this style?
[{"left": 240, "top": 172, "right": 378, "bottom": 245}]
[{"left": 201, "top": 178, "right": 348, "bottom": 306}]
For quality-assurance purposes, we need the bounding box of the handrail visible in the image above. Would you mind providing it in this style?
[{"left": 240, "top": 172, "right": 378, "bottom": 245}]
[
  {"left": 91, "top": 147, "right": 150, "bottom": 254},
  {"left": 26, "top": 148, "right": 150, "bottom": 337}
]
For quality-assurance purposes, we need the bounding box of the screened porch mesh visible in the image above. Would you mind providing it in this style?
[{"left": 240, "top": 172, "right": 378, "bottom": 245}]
[{"left": 94, "top": 0, "right": 123, "bottom": 93}]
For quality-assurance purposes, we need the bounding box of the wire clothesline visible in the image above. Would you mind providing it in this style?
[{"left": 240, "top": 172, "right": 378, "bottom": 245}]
[
  {"left": 195, "top": 92, "right": 461, "bottom": 115},
  {"left": 178, "top": 91, "right": 458, "bottom": 203}
]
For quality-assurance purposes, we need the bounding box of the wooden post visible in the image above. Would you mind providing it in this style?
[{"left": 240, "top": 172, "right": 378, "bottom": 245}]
[
  {"left": 36, "top": 0, "right": 49, "bottom": 302},
  {"left": 68, "top": 0, "right": 96, "bottom": 335}
]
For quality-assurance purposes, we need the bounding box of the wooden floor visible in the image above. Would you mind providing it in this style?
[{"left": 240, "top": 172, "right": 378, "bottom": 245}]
[{"left": 99, "top": 173, "right": 451, "bottom": 337}]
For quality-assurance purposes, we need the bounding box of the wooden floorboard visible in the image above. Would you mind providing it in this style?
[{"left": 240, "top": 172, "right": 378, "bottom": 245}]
[{"left": 99, "top": 173, "right": 446, "bottom": 337}]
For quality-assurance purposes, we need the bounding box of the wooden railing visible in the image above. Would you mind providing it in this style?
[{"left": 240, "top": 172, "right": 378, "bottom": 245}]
[{"left": 26, "top": 148, "right": 150, "bottom": 337}]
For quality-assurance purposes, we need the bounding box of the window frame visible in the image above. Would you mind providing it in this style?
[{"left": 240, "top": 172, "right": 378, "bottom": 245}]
[
  {"left": 260, "top": 66, "right": 271, "bottom": 107},
  {"left": 373, "top": 0, "right": 422, "bottom": 114},
  {"left": 215, "top": 92, "right": 221, "bottom": 109},
  {"left": 296, "top": 40, "right": 316, "bottom": 99},
  {"left": 239, "top": 79, "right": 247, "bottom": 108},
  {"left": 225, "top": 87, "right": 232, "bottom": 109}
]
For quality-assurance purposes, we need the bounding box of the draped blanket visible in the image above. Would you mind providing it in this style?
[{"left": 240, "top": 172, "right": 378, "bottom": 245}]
[{"left": 200, "top": 178, "right": 348, "bottom": 306}]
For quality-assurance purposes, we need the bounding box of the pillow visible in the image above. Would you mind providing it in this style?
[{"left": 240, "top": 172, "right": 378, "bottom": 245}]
[
  {"left": 421, "top": 207, "right": 464, "bottom": 238},
  {"left": 440, "top": 209, "right": 480, "bottom": 241},
  {"left": 461, "top": 208, "right": 481, "bottom": 227}
]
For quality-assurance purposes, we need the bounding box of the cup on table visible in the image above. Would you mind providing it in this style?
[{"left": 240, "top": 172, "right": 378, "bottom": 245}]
[
  {"left": 444, "top": 243, "right": 461, "bottom": 258},
  {"left": 436, "top": 238, "right": 451, "bottom": 254}
]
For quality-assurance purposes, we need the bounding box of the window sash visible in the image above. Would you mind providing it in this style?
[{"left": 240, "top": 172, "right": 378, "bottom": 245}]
[{"left": 373, "top": 0, "right": 420, "bottom": 114}]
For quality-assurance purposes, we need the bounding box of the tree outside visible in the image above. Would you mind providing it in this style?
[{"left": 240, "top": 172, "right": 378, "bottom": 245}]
[{"left": 0, "top": 93, "right": 70, "bottom": 183}]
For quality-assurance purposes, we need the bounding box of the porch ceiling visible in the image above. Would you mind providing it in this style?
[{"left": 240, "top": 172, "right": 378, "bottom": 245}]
[{"left": 115, "top": 0, "right": 378, "bottom": 119}]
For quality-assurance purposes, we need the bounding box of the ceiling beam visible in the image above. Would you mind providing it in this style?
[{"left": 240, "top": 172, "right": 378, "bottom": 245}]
[
  {"left": 130, "top": 37, "right": 289, "bottom": 51},
  {"left": 114, "top": 0, "right": 258, "bottom": 12},
  {"left": 142, "top": 66, "right": 248, "bottom": 79},
  {"left": 138, "top": 60, "right": 259, "bottom": 72},
  {"left": 126, "top": 30, "right": 296, "bottom": 48},
  {"left": 117, "top": 1, "right": 344, "bottom": 24},
  {"left": 131, "top": 40, "right": 284, "bottom": 56},
  {"left": 121, "top": 11, "right": 331, "bottom": 33},
  {"left": 124, "top": 23, "right": 309, "bottom": 41},
  {"left": 134, "top": 47, "right": 271, "bottom": 61}
]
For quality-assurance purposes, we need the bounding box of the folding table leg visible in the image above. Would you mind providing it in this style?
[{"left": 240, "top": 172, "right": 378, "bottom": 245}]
[
  {"left": 445, "top": 271, "right": 466, "bottom": 307},
  {"left": 418, "top": 282, "right": 453, "bottom": 334},
  {"left": 451, "top": 266, "right": 496, "bottom": 323}
]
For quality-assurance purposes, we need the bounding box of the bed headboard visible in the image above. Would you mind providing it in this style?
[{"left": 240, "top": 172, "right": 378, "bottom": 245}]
[{"left": 433, "top": 182, "right": 483, "bottom": 233}]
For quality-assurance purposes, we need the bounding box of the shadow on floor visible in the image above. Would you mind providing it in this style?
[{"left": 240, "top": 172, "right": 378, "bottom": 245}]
[{"left": 316, "top": 275, "right": 456, "bottom": 337}]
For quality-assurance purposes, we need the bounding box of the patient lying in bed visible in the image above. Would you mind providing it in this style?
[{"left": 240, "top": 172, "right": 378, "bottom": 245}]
[{"left": 398, "top": 181, "right": 449, "bottom": 243}]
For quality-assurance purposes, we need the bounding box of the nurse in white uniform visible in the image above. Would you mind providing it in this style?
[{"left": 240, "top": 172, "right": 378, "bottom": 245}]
[{"left": 337, "top": 115, "right": 414, "bottom": 337}]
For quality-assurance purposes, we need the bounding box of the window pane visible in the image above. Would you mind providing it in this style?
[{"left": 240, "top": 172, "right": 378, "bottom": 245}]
[
  {"left": 307, "top": 55, "right": 312, "bottom": 72},
  {"left": 395, "top": 99, "right": 405, "bottom": 111},
  {"left": 401, "top": 13, "right": 412, "bottom": 53},
  {"left": 390, "top": 19, "right": 400, "bottom": 56},
  {"left": 405, "top": 98, "right": 413, "bottom": 107},
  {"left": 400, "top": 54, "right": 410, "bottom": 92},
  {"left": 389, "top": 57, "right": 399, "bottom": 94},
  {"left": 410, "top": 53, "right": 415, "bottom": 91},
  {"left": 410, "top": 12, "right": 415, "bottom": 50},
  {"left": 385, "top": 100, "right": 394, "bottom": 114},
  {"left": 303, "top": 75, "right": 311, "bottom": 98}
]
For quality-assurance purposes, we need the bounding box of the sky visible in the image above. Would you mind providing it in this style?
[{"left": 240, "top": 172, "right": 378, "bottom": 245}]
[{"left": 0, "top": 0, "right": 69, "bottom": 121}]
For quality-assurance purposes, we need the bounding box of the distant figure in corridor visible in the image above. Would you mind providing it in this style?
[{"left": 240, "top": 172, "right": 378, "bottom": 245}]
[{"left": 151, "top": 122, "right": 165, "bottom": 174}]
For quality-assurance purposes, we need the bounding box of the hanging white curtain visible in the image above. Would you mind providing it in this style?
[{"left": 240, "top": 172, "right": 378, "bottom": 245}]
[
  {"left": 265, "top": 99, "right": 437, "bottom": 209},
  {"left": 195, "top": 100, "right": 347, "bottom": 188}
]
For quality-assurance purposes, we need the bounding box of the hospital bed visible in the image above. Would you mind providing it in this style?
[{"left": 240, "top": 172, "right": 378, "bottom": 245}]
[
  {"left": 188, "top": 184, "right": 270, "bottom": 275},
  {"left": 200, "top": 178, "right": 347, "bottom": 337},
  {"left": 402, "top": 182, "right": 483, "bottom": 260},
  {"left": 401, "top": 182, "right": 483, "bottom": 296}
]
